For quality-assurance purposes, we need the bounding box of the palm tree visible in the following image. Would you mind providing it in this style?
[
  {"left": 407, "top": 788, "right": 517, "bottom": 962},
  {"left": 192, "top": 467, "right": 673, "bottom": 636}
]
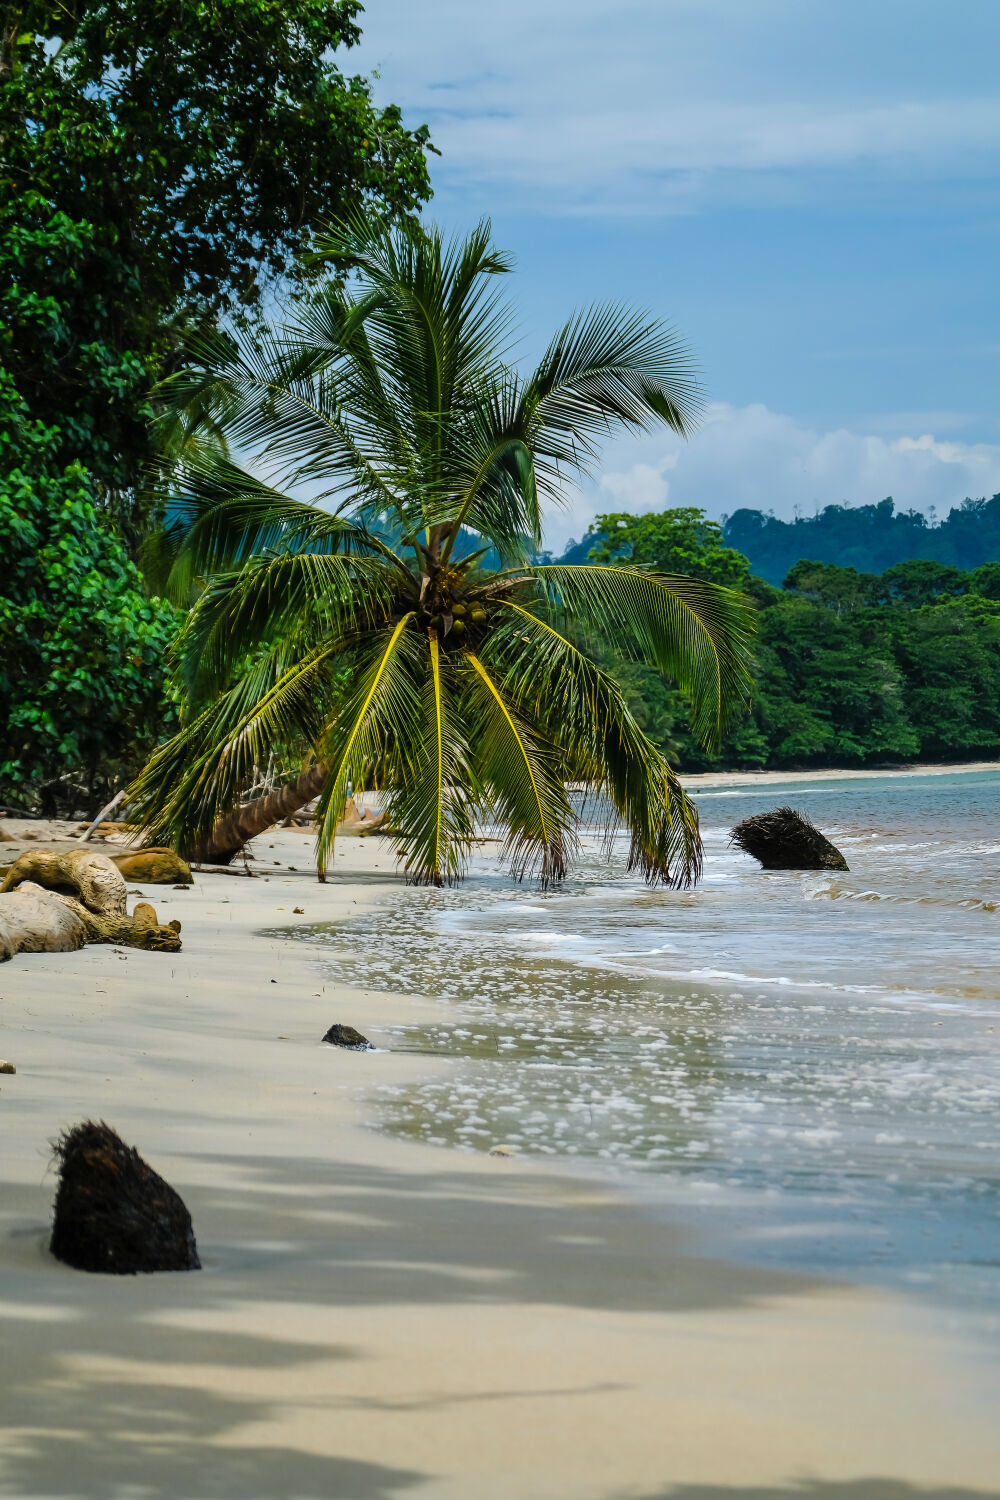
[{"left": 129, "top": 215, "right": 753, "bottom": 885}]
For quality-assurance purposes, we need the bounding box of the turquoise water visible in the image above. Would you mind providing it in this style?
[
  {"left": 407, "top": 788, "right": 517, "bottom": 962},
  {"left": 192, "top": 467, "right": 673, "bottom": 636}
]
[{"left": 278, "top": 770, "right": 1000, "bottom": 1307}]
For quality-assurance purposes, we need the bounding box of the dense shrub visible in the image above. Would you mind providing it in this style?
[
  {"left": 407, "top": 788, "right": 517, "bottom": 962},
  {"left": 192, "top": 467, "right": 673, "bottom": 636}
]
[{"left": 0, "top": 386, "right": 178, "bottom": 813}]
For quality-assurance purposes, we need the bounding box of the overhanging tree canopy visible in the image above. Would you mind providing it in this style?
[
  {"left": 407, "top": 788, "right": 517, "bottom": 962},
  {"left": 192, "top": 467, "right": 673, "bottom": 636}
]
[{"left": 1, "top": 0, "right": 434, "bottom": 520}]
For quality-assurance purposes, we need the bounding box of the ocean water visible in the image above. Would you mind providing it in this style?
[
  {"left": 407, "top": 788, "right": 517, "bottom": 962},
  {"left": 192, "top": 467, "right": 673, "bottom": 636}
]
[{"left": 278, "top": 770, "right": 1000, "bottom": 1307}]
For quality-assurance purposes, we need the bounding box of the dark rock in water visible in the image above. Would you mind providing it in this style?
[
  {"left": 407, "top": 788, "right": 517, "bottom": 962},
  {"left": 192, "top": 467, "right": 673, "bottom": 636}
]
[
  {"left": 322, "top": 1023, "right": 374, "bottom": 1050},
  {"left": 50, "top": 1120, "right": 200, "bottom": 1274},
  {"left": 730, "top": 806, "right": 849, "bottom": 871}
]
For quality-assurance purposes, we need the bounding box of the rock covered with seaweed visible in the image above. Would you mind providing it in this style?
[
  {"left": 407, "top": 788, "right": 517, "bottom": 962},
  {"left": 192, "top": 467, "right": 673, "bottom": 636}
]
[
  {"left": 50, "top": 1121, "right": 200, "bottom": 1274},
  {"left": 730, "top": 806, "right": 849, "bottom": 871},
  {"left": 322, "top": 1023, "right": 374, "bottom": 1050}
]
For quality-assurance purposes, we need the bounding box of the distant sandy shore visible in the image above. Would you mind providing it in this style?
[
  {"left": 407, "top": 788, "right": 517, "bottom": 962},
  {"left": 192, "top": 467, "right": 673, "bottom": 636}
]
[
  {"left": 681, "top": 757, "right": 1000, "bottom": 789},
  {"left": 2, "top": 826, "right": 999, "bottom": 1498}
]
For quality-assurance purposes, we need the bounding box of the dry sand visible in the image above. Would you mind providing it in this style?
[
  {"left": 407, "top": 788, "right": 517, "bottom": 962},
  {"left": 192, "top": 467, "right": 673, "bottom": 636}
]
[
  {"left": 2, "top": 824, "right": 1000, "bottom": 1499},
  {"left": 678, "top": 758, "right": 1000, "bottom": 791}
]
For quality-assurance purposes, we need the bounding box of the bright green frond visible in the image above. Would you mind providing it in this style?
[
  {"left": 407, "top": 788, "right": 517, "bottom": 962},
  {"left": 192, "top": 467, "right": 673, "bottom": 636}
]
[
  {"left": 314, "top": 615, "right": 422, "bottom": 865},
  {"left": 483, "top": 601, "right": 703, "bottom": 887},
  {"left": 387, "top": 632, "right": 476, "bottom": 885},
  {"left": 522, "top": 564, "right": 754, "bottom": 751},
  {"left": 463, "top": 652, "right": 575, "bottom": 886},
  {"left": 127, "top": 639, "right": 339, "bottom": 851},
  {"left": 173, "top": 549, "right": 399, "bottom": 712}
]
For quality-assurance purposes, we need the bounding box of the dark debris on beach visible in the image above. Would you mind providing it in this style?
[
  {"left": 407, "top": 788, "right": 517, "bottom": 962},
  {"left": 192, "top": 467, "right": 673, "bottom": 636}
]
[{"left": 730, "top": 806, "right": 849, "bottom": 871}]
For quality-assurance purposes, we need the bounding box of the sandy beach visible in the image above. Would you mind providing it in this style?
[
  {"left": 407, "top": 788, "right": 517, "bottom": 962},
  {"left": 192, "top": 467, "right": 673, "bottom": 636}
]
[
  {"left": 675, "top": 758, "right": 1000, "bottom": 790},
  {"left": 2, "top": 819, "right": 1000, "bottom": 1499}
]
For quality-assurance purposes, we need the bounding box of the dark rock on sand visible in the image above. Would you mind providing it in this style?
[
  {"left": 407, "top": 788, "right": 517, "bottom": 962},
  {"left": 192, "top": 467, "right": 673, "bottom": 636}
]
[
  {"left": 50, "top": 1121, "right": 200, "bottom": 1274},
  {"left": 322, "top": 1024, "right": 374, "bottom": 1050},
  {"left": 730, "top": 806, "right": 849, "bottom": 871}
]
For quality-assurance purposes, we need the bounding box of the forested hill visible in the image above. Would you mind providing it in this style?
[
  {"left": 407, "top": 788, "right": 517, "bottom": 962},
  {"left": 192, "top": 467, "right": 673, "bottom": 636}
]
[
  {"left": 560, "top": 495, "right": 1000, "bottom": 581},
  {"left": 571, "top": 507, "right": 1000, "bottom": 771},
  {"left": 722, "top": 495, "right": 1000, "bottom": 584}
]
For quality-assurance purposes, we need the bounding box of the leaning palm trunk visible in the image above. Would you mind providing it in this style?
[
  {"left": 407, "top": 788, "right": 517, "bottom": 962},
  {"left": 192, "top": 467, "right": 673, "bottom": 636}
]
[
  {"left": 189, "top": 763, "right": 328, "bottom": 865},
  {"left": 130, "top": 215, "right": 754, "bottom": 887}
]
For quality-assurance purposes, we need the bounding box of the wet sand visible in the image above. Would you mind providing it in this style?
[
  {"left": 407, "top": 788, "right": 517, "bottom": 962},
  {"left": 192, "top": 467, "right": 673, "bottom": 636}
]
[{"left": 2, "top": 827, "right": 999, "bottom": 1499}]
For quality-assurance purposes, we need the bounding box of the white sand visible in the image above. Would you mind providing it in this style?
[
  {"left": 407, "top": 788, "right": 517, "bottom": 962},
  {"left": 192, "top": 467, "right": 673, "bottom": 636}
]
[
  {"left": 2, "top": 826, "right": 1000, "bottom": 1499},
  {"left": 680, "top": 758, "right": 1000, "bottom": 790}
]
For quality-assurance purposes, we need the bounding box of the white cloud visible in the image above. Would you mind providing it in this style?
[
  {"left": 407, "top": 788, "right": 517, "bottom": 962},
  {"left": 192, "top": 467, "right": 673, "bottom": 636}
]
[
  {"left": 427, "top": 101, "right": 1000, "bottom": 212},
  {"left": 354, "top": 0, "right": 1000, "bottom": 214},
  {"left": 545, "top": 403, "right": 1000, "bottom": 551}
]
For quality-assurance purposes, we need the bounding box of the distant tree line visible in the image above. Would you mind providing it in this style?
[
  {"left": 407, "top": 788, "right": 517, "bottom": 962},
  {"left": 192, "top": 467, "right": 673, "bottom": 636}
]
[
  {"left": 722, "top": 495, "right": 1000, "bottom": 584},
  {"left": 581, "top": 508, "right": 1000, "bottom": 771},
  {"left": 563, "top": 494, "right": 1000, "bottom": 585}
]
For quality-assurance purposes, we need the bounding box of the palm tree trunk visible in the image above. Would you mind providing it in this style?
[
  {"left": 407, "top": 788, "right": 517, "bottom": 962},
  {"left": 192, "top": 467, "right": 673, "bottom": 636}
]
[{"left": 188, "top": 764, "right": 328, "bottom": 866}]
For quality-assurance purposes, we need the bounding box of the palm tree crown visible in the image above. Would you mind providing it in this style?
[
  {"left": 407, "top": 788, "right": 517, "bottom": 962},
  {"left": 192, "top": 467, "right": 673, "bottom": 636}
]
[{"left": 131, "top": 215, "right": 754, "bottom": 887}]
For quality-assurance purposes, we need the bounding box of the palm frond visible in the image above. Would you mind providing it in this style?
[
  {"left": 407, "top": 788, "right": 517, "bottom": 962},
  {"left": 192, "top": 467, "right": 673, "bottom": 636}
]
[
  {"left": 520, "top": 564, "right": 754, "bottom": 751},
  {"left": 314, "top": 616, "right": 422, "bottom": 866},
  {"left": 483, "top": 601, "right": 702, "bottom": 886},
  {"left": 159, "top": 319, "right": 401, "bottom": 518},
  {"left": 151, "top": 452, "right": 403, "bottom": 605},
  {"left": 387, "top": 633, "right": 476, "bottom": 885},
  {"left": 529, "top": 303, "right": 703, "bottom": 464},
  {"left": 127, "top": 639, "right": 338, "bottom": 850},
  {"left": 172, "top": 549, "right": 401, "bottom": 712},
  {"left": 463, "top": 652, "right": 575, "bottom": 886}
]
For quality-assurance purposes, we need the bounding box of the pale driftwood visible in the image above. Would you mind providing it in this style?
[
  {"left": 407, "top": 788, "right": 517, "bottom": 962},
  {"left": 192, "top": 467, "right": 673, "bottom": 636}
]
[
  {"left": 0, "top": 882, "right": 88, "bottom": 961},
  {"left": 0, "top": 849, "right": 180, "bottom": 960},
  {"left": 337, "top": 797, "right": 389, "bottom": 837},
  {"left": 81, "top": 790, "right": 126, "bottom": 842},
  {"left": 50, "top": 892, "right": 182, "bottom": 952},
  {"left": 1, "top": 847, "right": 128, "bottom": 915}
]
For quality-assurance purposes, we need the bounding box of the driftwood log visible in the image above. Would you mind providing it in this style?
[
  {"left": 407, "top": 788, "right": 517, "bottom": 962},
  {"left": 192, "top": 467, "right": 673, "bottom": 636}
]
[
  {"left": 0, "top": 849, "right": 181, "bottom": 961},
  {"left": 0, "top": 883, "right": 88, "bottom": 959},
  {"left": 3, "top": 846, "right": 127, "bottom": 913},
  {"left": 730, "top": 806, "right": 849, "bottom": 871},
  {"left": 110, "top": 848, "right": 193, "bottom": 885}
]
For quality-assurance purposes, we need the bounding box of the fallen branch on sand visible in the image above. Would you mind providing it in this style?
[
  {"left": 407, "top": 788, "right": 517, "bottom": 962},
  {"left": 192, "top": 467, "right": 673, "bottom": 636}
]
[{"left": 0, "top": 849, "right": 181, "bottom": 961}]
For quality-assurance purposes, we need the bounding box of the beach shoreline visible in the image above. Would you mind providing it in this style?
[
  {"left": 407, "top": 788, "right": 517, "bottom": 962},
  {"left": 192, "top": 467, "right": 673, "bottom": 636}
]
[
  {"left": 679, "top": 757, "right": 1000, "bottom": 789},
  {"left": 3, "top": 822, "right": 1000, "bottom": 1496}
]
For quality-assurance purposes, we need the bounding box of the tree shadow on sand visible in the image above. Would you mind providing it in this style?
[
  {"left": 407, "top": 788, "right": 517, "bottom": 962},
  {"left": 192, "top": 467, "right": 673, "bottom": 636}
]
[
  {"left": 0, "top": 1148, "right": 820, "bottom": 1498},
  {"left": 177, "top": 1150, "right": 817, "bottom": 1315},
  {"left": 0, "top": 1292, "right": 419, "bottom": 1498},
  {"left": 626, "top": 1484, "right": 1000, "bottom": 1500},
  {"left": 3, "top": 1146, "right": 942, "bottom": 1500}
]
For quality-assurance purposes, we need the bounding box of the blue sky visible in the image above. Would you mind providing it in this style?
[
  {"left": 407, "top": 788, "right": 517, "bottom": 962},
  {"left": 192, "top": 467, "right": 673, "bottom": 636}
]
[{"left": 353, "top": 0, "right": 1000, "bottom": 550}]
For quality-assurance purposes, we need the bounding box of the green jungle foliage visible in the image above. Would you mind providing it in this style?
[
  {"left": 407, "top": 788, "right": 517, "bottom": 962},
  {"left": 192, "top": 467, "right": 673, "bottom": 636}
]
[
  {"left": 1, "top": 0, "right": 434, "bottom": 530},
  {"left": 723, "top": 494, "right": 1000, "bottom": 583},
  {"left": 1, "top": 0, "right": 432, "bottom": 807},
  {"left": 0, "top": 378, "right": 178, "bottom": 813},
  {"left": 582, "top": 509, "right": 1000, "bottom": 771}
]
